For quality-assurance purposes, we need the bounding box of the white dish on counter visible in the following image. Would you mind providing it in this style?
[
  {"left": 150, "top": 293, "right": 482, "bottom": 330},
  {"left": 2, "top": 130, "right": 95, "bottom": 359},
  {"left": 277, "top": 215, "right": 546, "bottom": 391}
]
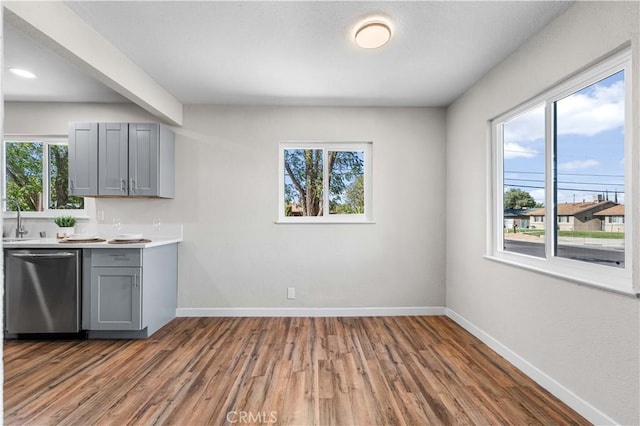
[
  {"left": 65, "top": 233, "right": 98, "bottom": 241},
  {"left": 113, "top": 233, "right": 144, "bottom": 241}
]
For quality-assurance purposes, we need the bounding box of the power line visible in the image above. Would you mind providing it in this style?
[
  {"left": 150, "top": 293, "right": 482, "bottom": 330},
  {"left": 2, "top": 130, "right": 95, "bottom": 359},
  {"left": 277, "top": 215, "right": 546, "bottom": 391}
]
[
  {"left": 504, "top": 183, "right": 625, "bottom": 193},
  {"left": 505, "top": 170, "right": 624, "bottom": 178},
  {"left": 505, "top": 178, "right": 624, "bottom": 186}
]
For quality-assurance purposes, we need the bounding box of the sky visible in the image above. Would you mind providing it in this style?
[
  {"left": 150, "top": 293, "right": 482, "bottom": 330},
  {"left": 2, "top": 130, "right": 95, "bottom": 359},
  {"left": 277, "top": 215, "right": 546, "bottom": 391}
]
[{"left": 503, "top": 70, "right": 625, "bottom": 205}]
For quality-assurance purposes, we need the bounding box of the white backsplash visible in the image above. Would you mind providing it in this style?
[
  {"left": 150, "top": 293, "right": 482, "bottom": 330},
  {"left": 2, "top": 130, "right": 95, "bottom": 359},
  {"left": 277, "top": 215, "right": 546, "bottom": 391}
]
[
  {"left": 3, "top": 218, "right": 182, "bottom": 240},
  {"left": 77, "top": 222, "right": 183, "bottom": 240}
]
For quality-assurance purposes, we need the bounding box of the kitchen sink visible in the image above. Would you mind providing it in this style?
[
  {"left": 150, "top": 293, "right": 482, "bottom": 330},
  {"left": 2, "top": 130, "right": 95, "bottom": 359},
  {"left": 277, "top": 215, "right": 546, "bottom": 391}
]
[{"left": 3, "top": 238, "right": 37, "bottom": 243}]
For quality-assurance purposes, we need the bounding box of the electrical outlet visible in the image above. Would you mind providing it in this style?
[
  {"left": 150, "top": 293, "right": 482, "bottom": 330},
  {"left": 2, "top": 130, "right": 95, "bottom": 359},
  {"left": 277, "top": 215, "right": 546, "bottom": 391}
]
[
  {"left": 97, "top": 210, "right": 105, "bottom": 221},
  {"left": 287, "top": 287, "right": 295, "bottom": 300}
]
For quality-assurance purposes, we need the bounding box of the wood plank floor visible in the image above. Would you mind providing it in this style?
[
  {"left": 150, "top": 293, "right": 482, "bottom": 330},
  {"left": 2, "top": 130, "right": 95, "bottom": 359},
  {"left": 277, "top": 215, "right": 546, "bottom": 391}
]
[{"left": 4, "top": 316, "right": 590, "bottom": 425}]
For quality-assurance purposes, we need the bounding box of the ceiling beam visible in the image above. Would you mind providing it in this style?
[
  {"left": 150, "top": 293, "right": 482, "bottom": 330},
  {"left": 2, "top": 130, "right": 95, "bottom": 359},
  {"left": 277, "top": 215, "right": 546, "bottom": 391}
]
[{"left": 4, "top": 2, "right": 183, "bottom": 126}]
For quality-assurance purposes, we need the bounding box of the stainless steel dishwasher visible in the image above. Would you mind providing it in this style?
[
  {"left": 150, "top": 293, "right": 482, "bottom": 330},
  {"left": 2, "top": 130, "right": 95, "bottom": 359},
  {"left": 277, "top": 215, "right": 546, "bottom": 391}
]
[{"left": 5, "top": 249, "right": 81, "bottom": 334}]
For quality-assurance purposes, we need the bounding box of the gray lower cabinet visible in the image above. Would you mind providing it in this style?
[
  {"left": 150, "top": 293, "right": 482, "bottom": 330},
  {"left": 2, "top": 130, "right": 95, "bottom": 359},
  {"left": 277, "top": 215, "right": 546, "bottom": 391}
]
[
  {"left": 69, "top": 122, "right": 175, "bottom": 198},
  {"left": 90, "top": 266, "right": 142, "bottom": 330},
  {"left": 82, "top": 244, "right": 177, "bottom": 339}
]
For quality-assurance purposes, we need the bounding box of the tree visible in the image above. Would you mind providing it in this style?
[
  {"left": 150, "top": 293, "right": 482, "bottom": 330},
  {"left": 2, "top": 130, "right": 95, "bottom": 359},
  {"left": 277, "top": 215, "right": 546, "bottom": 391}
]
[
  {"left": 328, "top": 152, "right": 364, "bottom": 214},
  {"left": 331, "top": 174, "right": 364, "bottom": 214},
  {"left": 503, "top": 188, "right": 541, "bottom": 209},
  {"left": 5, "top": 142, "right": 83, "bottom": 211},
  {"left": 5, "top": 142, "right": 43, "bottom": 211},
  {"left": 284, "top": 149, "right": 364, "bottom": 216},
  {"left": 284, "top": 149, "right": 324, "bottom": 216},
  {"left": 49, "top": 145, "right": 83, "bottom": 209}
]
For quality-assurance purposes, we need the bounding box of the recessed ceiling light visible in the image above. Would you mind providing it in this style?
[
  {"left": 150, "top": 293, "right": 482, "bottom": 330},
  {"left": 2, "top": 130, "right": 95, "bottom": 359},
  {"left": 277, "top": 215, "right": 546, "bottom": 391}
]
[
  {"left": 354, "top": 20, "right": 392, "bottom": 49},
  {"left": 8, "top": 67, "right": 37, "bottom": 79}
]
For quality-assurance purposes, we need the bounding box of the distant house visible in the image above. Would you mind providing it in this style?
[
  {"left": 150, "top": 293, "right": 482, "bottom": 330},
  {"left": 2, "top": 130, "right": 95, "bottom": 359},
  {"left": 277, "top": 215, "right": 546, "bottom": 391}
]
[
  {"left": 286, "top": 204, "right": 304, "bottom": 216},
  {"left": 528, "top": 201, "right": 617, "bottom": 231},
  {"left": 503, "top": 208, "right": 536, "bottom": 230},
  {"left": 594, "top": 204, "right": 625, "bottom": 233}
]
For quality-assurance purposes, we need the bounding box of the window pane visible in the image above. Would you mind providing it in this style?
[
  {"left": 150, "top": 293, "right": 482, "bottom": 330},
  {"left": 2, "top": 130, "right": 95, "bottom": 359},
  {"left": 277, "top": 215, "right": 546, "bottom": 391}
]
[
  {"left": 283, "top": 149, "right": 323, "bottom": 216},
  {"left": 328, "top": 151, "right": 364, "bottom": 215},
  {"left": 5, "top": 142, "right": 44, "bottom": 211},
  {"left": 49, "top": 144, "right": 84, "bottom": 210},
  {"left": 554, "top": 71, "right": 625, "bottom": 268},
  {"left": 502, "top": 105, "right": 545, "bottom": 257}
]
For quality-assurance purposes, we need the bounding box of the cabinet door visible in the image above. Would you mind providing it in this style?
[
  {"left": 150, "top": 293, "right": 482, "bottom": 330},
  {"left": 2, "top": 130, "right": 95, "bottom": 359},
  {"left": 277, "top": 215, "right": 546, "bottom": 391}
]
[
  {"left": 68, "top": 123, "right": 98, "bottom": 196},
  {"left": 98, "top": 123, "right": 129, "bottom": 196},
  {"left": 129, "top": 123, "right": 159, "bottom": 196},
  {"left": 90, "top": 267, "right": 142, "bottom": 330}
]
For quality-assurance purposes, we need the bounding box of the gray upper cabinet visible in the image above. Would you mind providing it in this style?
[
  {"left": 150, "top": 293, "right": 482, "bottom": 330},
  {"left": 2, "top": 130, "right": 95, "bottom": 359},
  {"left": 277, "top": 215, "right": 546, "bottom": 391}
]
[
  {"left": 68, "top": 122, "right": 98, "bottom": 196},
  {"left": 98, "top": 123, "right": 129, "bottom": 196},
  {"left": 69, "top": 122, "right": 175, "bottom": 198}
]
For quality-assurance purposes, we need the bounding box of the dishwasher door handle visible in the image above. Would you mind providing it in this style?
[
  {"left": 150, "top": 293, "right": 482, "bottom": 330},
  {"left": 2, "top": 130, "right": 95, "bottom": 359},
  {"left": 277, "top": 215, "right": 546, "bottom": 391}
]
[{"left": 11, "top": 252, "right": 76, "bottom": 259}]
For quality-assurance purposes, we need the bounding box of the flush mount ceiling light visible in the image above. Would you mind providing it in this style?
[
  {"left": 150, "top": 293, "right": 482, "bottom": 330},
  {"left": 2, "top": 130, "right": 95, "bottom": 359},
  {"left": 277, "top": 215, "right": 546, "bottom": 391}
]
[
  {"left": 8, "top": 67, "right": 37, "bottom": 79},
  {"left": 354, "top": 19, "right": 392, "bottom": 49}
]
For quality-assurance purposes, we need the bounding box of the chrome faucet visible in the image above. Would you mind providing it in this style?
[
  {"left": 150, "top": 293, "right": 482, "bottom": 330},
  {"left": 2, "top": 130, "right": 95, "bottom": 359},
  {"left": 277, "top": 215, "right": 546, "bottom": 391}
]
[{"left": 6, "top": 199, "right": 27, "bottom": 238}]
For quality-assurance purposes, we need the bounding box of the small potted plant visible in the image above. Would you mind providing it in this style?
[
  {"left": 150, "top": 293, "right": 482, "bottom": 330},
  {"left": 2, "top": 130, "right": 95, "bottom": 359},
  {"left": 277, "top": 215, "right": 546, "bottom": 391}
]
[{"left": 54, "top": 216, "right": 76, "bottom": 238}]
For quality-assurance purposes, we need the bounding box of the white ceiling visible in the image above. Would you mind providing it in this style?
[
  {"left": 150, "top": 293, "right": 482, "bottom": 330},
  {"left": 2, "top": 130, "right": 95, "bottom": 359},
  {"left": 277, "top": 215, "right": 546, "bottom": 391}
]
[
  {"left": 4, "top": 1, "right": 573, "bottom": 107},
  {"left": 3, "top": 16, "right": 128, "bottom": 103}
]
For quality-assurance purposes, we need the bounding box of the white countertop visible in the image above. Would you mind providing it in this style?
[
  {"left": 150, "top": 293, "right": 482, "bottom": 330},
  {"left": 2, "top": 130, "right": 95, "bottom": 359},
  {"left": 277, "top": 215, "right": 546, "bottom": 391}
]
[{"left": 2, "top": 237, "right": 182, "bottom": 249}]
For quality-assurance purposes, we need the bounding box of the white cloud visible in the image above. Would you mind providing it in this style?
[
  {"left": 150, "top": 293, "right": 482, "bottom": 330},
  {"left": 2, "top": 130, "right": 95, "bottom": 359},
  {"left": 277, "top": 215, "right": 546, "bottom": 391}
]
[
  {"left": 558, "top": 159, "right": 600, "bottom": 171},
  {"left": 503, "top": 79, "right": 624, "bottom": 143},
  {"left": 503, "top": 105, "right": 545, "bottom": 143},
  {"left": 530, "top": 188, "right": 545, "bottom": 204},
  {"left": 503, "top": 142, "right": 538, "bottom": 159},
  {"left": 556, "top": 80, "right": 624, "bottom": 136}
]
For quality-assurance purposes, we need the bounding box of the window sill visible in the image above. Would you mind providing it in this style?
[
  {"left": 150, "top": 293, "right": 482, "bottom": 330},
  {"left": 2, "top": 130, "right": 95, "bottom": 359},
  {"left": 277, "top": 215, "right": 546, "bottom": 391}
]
[{"left": 484, "top": 254, "right": 638, "bottom": 298}]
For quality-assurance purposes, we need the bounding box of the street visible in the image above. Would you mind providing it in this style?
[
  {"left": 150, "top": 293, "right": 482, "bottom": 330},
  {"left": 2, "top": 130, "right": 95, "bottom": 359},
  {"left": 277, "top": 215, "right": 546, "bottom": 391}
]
[{"left": 504, "top": 239, "right": 624, "bottom": 268}]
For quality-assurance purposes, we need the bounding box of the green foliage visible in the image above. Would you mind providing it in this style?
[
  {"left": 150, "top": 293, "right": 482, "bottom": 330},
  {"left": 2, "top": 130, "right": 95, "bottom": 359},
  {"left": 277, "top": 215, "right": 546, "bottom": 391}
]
[
  {"left": 4, "top": 142, "right": 83, "bottom": 212},
  {"left": 516, "top": 229, "right": 624, "bottom": 239},
  {"left": 330, "top": 174, "right": 364, "bottom": 214},
  {"left": 5, "top": 142, "right": 43, "bottom": 211},
  {"left": 559, "top": 230, "right": 624, "bottom": 239},
  {"left": 329, "top": 152, "right": 364, "bottom": 214},
  {"left": 503, "top": 188, "right": 541, "bottom": 209},
  {"left": 54, "top": 216, "right": 76, "bottom": 227}
]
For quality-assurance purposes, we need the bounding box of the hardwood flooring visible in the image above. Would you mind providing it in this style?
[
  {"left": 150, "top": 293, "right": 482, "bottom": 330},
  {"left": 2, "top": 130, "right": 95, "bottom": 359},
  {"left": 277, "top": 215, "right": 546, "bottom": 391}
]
[{"left": 4, "top": 316, "right": 590, "bottom": 425}]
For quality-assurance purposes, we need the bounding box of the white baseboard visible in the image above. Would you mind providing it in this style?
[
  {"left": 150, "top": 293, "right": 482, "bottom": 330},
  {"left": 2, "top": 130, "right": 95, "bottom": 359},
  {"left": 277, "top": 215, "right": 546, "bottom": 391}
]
[
  {"left": 445, "top": 308, "right": 618, "bottom": 426},
  {"left": 176, "top": 306, "right": 446, "bottom": 317}
]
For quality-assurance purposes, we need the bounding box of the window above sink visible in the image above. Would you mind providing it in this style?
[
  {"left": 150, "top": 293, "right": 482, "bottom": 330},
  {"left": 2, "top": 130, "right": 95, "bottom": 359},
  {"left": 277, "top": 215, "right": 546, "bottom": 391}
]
[{"left": 3, "top": 136, "right": 87, "bottom": 218}]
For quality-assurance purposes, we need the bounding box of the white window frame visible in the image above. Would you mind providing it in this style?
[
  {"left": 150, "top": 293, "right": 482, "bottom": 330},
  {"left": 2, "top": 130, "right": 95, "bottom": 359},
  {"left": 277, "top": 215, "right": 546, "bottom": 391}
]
[
  {"left": 277, "top": 141, "right": 373, "bottom": 223},
  {"left": 2, "top": 135, "right": 87, "bottom": 218},
  {"left": 489, "top": 48, "right": 636, "bottom": 296}
]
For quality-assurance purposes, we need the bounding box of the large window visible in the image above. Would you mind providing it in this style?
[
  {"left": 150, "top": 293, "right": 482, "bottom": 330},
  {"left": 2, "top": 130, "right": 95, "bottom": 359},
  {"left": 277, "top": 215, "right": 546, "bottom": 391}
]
[
  {"left": 278, "top": 142, "right": 372, "bottom": 222},
  {"left": 3, "top": 138, "right": 84, "bottom": 213},
  {"left": 492, "top": 49, "right": 633, "bottom": 294}
]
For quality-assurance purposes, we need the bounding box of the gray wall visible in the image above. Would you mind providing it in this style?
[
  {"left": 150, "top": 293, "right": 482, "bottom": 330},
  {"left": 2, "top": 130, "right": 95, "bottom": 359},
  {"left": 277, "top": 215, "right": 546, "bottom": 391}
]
[
  {"left": 4, "top": 103, "right": 447, "bottom": 310},
  {"left": 445, "top": 2, "right": 639, "bottom": 424},
  {"left": 171, "top": 106, "right": 447, "bottom": 310}
]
